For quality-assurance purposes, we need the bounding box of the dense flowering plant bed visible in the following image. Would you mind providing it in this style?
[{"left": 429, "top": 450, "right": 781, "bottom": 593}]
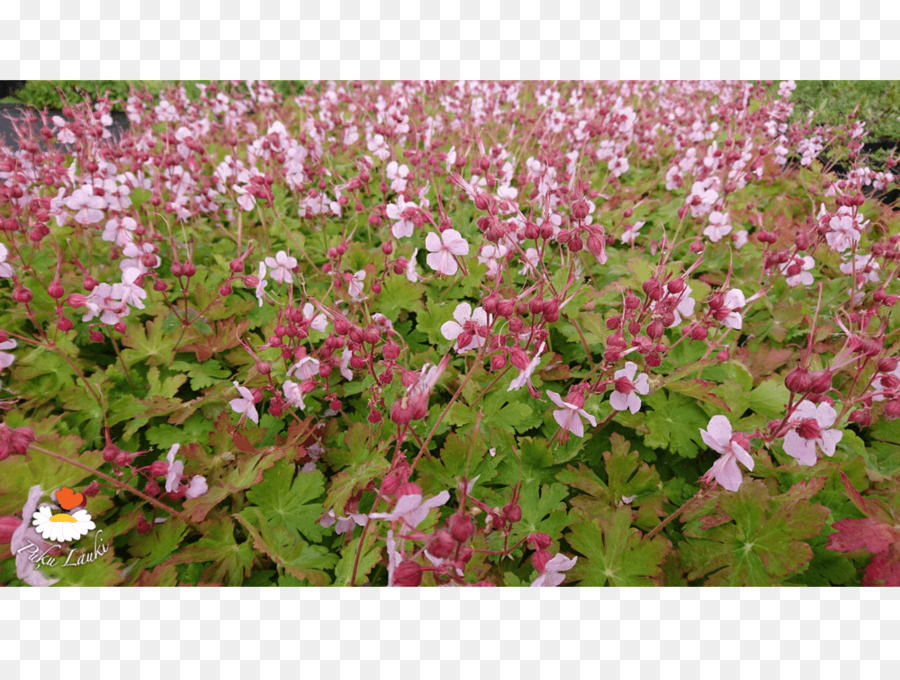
[{"left": 1, "top": 80, "right": 899, "bottom": 587}]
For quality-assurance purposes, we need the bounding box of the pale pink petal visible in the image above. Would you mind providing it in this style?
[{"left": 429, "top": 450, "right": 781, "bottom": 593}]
[
  {"left": 609, "top": 391, "right": 630, "bottom": 412},
  {"left": 784, "top": 430, "right": 817, "bottom": 466}
]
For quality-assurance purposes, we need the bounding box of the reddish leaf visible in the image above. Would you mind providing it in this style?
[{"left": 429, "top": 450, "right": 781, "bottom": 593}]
[
  {"left": 826, "top": 518, "right": 900, "bottom": 554},
  {"left": 863, "top": 544, "right": 900, "bottom": 587}
]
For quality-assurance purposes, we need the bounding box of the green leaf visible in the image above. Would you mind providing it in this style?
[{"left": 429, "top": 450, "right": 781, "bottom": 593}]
[
  {"left": 749, "top": 378, "right": 791, "bottom": 418},
  {"left": 235, "top": 508, "right": 337, "bottom": 586},
  {"left": 333, "top": 532, "right": 382, "bottom": 586},
  {"left": 170, "top": 359, "right": 231, "bottom": 391},
  {"left": 566, "top": 508, "right": 670, "bottom": 586},
  {"left": 168, "top": 517, "right": 255, "bottom": 586},
  {"left": 642, "top": 390, "right": 708, "bottom": 458},
  {"left": 679, "top": 478, "right": 831, "bottom": 586},
  {"left": 506, "top": 482, "right": 573, "bottom": 545},
  {"left": 245, "top": 459, "right": 327, "bottom": 542},
  {"left": 377, "top": 274, "right": 425, "bottom": 319},
  {"left": 121, "top": 316, "right": 177, "bottom": 366}
]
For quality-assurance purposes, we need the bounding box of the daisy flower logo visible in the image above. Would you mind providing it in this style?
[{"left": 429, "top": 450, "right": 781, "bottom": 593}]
[{"left": 31, "top": 486, "right": 96, "bottom": 543}]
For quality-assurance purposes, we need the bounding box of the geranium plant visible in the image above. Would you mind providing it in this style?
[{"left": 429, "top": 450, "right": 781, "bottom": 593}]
[{"left": 0, "top": 80, "right": 899, "bottom": 587}]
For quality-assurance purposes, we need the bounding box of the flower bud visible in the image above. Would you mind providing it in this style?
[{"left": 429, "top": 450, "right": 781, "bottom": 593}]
[
  {"left": 503, "top": 502, "right": 522, "bottom": 523},
  {"left": 531, "top": 549, "right": 552, "bottom": 574},
  {"left": 148, "top": 461, "right": 169, "bottom": 477},
  {"left": 784, "top": 366, "right": 811, "bottom": 393},
  {"left": 449, "top": 513, "right": 475, "bottom": 543},
  {"left": 490, "top": 353, "right": 507, "bottom": 371},
  {"left": 808, "top": 370, "right": 832, "bottom": 394},
  {"left": 886, "top": 399, "right": 900, "bottom": 420},
  {"left": 427, "top": 530, "right": 455, "bottom": 559},
  {"left": 392, "top": 560, "right": 423, "bottom": 586},
  {"left": 527, "top": 533, "right": 552, "bottom": 550},
  {"left": 878, "top": 357, "right": 899, "bottom": 373},
  {"left": 647, "top": 320, "right": 664, "bottom": 339}
]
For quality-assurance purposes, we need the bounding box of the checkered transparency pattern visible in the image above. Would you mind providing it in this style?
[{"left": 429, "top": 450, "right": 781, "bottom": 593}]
[
  {"left": 1, "top": 589, "right": 899, "bottom": 678},
  {"left": 0, "top": 0, "right": 897, "bottom": 79}
]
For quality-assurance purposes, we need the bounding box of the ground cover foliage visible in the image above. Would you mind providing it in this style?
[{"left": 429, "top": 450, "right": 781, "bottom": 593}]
[{"left": 1, "top": 80, "right": 899, "bottom": 587}]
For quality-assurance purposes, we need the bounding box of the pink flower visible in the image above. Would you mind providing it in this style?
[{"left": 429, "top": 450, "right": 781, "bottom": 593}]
[
  {"left": 0, "top": 338, "right": 17, "bottom": 371},
  {"left": 714, "top": 289, "right": 746, "bottom": 330},
  {"left": 340, "top": 348, "right": 354, "bottom": 381},
  {"left": 367, "top": 133, "right": 390, "bottom": 161},
  {"left": 704, "top": 211, "right": 732, "bottom": 242},
  {"left": 165, "top": 443, "right": 185, "bottom": 493},
  {"left": 120, "top": 241, "right": 160, "bottom": 274},
  {"left": 320, "top": 509, "right": 368, "bottom": 535},
  {"left": 264, "top": 251, "right": 298, "bottom": 285},
  {"left": 282, "top": 380, "right": 306, "bottom": 409},
  {"left": 348, "top": 270, "right": 366, "bottom": 301},
  {"left": 254, "top": 262, "right": 268, "bottom": 307},
  {"left": 302, "top": 303, "right": 328, "bottom": 332},
  {"left": 0, "top": 243, "right": 13, "bottom": 278},
  {"left": 840, "top": 253, "right": 880, "bottom": 284},
  {"left": 509, "top": 342, "right": 545, "bottom": 392},
  {"left": 66, "top": 186, "right": 106, "bottom": 225},
  {"left": 610, "top": 362, "right": 650, "bottom": 414},
  {"left": 386, "top": 161, "right": 410, "bottom": 193},
  {"left": 425, "top": 229, "right": 469, "bottom": 276},
  {"left": 477, "top": 243, "right": 509, "bottom": 277},
  {"left": 783, "top": 400, "right": 843, "bottom": 466},
  {"left": 385, "top": 195, "right": 417, "bottom": 238},
  {"left": 621, "top": 221, "right": 644, "bottom": 244},
  {"left": 185, "top": 475, "right": 208, "bottom": 499},
  {"left": 732, "top": 230, "right": 749, "bottom": 249},
  {"left": 547, "top": 390, "right": 597, "bottom": 437},
  {"left": 101, "top": 216, "right": 137, "bottom": 246},
  {"left": 826, "top": 212, "right": 861, "bottom": 252},
  {"left": 229, "top": 381, "right": 259, "bottom": 425},
  {"left": 654, "top": 284, "right": 696, "bottom": 328},
  {"left": 118, "top": 267, "right": 146, "bottom": 310},
  {"left": 871, "top": 364, "right": 900, "bottom": 402},
  {"left": 531, "top": 552, "right": 577, "bottom": 587},
  {"left": 369, "top": 488, "right": 451, "bottom": 534},
  {"left": 779, "top": 255, "right": 815, "bottom": 287},
  {"left": 440, "top": 302, "right": 489, "bottom": 353},
  {"left": 288, "top": 356, "right": 320, "bottom": 380},
  {"left": 11, "top": 485, "right": 59, "bottom": 587},
  {"left": 699, "top": 415, "right": 754, "bottom": 491},
  {"left": 405, "top": 248, "right": 421, "bottom": 282}
]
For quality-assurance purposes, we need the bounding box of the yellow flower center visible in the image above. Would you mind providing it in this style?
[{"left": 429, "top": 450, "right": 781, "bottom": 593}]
[{"left": 49, "top": 513, "right": 76, "bottom": 523}]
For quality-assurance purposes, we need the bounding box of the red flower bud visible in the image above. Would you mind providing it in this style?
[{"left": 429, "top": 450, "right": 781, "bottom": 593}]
[
  {"left": 808, "top": 370, "right": 832, "bottom": 394},
  {"left": 527, "top": 533, "right": 552, "bottom": 550},
  {"left": 647, "top": 320, "right": 664, "bottom": 339},
  {"left": 0, "top": 515, "right": 20, "bottom": 544},
  {"left": 427, "top": 530, "right": 455, "bottom": 559},
  {"left": 878, "top": 357, "right": 898, "bottom": 373},
  {"left": 531, "top": 549, "right": 552, "bottom": 574},
  {"left": 503, "top": 502, "right": 522, "bottom": 523},
  {"left": 785, "top": 366, "right": 811, "bottom": 394},
  {"left": 449, "top": 513, "right": 475, "bottom": 543},
  {"left": 392, "top": 560, "right": 423, "bottom": 586}
]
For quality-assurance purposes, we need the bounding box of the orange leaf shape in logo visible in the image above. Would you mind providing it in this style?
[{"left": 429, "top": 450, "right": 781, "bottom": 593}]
[{"left": 56, "top": 487, "right": 85, "bottom": 511}]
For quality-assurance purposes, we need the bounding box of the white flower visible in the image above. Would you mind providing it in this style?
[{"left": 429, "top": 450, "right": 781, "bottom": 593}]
[{"left": 31, "top": 505, "right": 96, "bottom": 543}]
